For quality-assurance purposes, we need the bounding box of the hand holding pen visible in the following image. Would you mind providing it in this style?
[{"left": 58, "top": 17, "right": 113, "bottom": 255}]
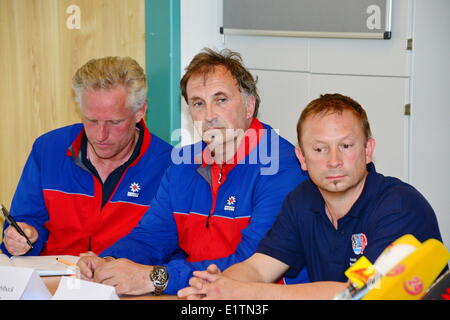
[{"left": 1, "top": 204, "right": 38, "bottom": 256}]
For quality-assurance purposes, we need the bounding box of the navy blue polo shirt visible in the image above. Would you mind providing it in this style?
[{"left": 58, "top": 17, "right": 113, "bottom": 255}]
[{"left": 257, "top": 163, "right": 444, "bottom": 282}]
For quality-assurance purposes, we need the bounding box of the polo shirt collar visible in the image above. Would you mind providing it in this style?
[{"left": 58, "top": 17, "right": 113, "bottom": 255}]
[
  {"left": 309, "top": 162, "right": 380, "bottom": 219},
  {"left": 345, "top": 162, "right": 380, "bottom": 218}
]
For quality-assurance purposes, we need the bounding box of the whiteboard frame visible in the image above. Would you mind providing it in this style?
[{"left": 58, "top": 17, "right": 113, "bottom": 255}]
[{"left": 221, "top": 0, "right": 392, "bottom": 40}]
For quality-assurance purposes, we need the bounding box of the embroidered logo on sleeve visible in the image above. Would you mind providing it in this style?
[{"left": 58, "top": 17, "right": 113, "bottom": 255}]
[
  {"left": 127, "top": 182, "right": 141, "bottom": 198},
  {"left": 351, "top": 233, "right": 368, "bottom": 255}
]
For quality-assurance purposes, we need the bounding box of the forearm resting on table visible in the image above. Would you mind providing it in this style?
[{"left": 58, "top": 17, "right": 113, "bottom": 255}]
[
  {"left": 223, "top": 262, "right": 269, "bottom": 283},
  {"left": 222, "top": 254, "right": 348, "bottom": 299},
  {"left": 223, "top": 253, "right": 288, "bottom": 283},
  {"left": 229, "top": 280, "right": 348, "bottom": 300}
]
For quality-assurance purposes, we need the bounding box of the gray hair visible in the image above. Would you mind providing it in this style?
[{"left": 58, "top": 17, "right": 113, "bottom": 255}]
[{"left": 72, "top": 56, "right": 147, "bottom": 112}]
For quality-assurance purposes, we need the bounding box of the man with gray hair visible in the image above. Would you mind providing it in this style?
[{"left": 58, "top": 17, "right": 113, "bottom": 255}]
[
  {"left": 77, "top": 48, "right": 309, "bottom": 296},
  {"left": 1, "top": 56, "right": 172, "bottom": 257}
]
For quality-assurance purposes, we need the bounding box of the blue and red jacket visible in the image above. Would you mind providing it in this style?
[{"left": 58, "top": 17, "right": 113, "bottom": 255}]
[
  {"left": 1, "top": 120, "right": 172, "bottom": 256},
  {"left": 101, "top": 118, "right": 309, "bottom": 294}
]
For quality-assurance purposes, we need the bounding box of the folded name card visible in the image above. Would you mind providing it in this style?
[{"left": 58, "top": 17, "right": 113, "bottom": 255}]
[
  {"left": 0, "top": 266, "right": 52, "bottom": 300},
  {"left": 52, "top": 277, "right": 119, "bottom": 300}
]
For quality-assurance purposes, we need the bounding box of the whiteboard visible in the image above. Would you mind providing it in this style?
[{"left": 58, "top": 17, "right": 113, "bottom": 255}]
[{"left": 222, "top": 0, "right": 392, "bottom": 39}]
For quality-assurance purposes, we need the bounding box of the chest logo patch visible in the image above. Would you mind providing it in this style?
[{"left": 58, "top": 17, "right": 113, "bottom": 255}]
[
  {"left": 351, "top": 233, "right": 368, "bottom": 255},
  {"left": 224, "top": 196, "right": 236, "bottom": 211},
  {"left": 127, "top": 182, "right": 141, "bottom": 198}
]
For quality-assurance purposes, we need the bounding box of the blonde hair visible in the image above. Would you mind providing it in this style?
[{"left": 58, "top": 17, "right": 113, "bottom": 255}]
[{"left": 72, "top": 56, "right": 147, "bottom": 112}]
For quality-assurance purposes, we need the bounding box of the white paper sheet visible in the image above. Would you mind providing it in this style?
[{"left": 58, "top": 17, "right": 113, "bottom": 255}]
[{"left": 0, "top": 254, "right": 79, "bottom": 276}]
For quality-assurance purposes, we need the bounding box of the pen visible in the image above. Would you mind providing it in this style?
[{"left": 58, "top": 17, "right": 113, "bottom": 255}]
[
  {"left": 0, "top": 203, "right": 34, "bottom": 249},
  {"left": 56, "top": 257, "right": 78, "bottom": 268}
]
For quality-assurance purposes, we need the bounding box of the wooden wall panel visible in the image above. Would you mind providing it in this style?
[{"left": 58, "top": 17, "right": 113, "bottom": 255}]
[{"left": 0, "top": 0, "right": 145, "bottom": 236}]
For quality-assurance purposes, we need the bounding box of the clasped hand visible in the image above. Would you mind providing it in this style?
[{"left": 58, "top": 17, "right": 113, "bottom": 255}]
[{"left": 177, "top": 264, "right": 239, "bottom": 300}]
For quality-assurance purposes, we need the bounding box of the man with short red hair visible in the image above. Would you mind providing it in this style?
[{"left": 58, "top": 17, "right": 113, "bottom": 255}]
[{"left": 178, "top": 93, "right": 444, "bottom": 300}]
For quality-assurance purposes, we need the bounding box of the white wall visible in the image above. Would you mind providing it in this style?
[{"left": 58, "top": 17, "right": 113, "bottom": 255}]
[
  {"left": 222, "top": 0, "right": 411, "bottom": 181},
  {"left": 410, "top": 0, "right": 450, "bottom": 250},
  {"left": 180, "top": 0, "right": 450, "bottom": 249}
]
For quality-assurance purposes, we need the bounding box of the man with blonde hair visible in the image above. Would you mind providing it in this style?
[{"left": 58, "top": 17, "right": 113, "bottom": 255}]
[{"left": 1, "top": 56, "right": 172, "bottom": 256}]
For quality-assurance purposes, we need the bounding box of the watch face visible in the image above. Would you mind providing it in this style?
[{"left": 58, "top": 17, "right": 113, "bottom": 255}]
[{"left": 151, "top": 267, "right": 168, "bottom": 287}]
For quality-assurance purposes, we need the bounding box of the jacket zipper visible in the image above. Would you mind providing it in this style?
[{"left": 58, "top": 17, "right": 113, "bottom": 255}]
[{"left": 206, "top": 167, "right": 223, "bottom": 228}]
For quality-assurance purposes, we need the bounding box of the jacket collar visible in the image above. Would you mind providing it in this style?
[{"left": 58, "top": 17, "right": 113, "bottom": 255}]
[
  {"left": 66, "top": 119, "right": 152, "bottom": 169},
  {"left": 198, "top": 117, "right": 264, "bottom": 170}
]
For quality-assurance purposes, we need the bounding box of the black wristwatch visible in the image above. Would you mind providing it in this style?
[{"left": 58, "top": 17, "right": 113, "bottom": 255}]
[{"left": 150, "top": 265, "right": 168, "bottom": 295}]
